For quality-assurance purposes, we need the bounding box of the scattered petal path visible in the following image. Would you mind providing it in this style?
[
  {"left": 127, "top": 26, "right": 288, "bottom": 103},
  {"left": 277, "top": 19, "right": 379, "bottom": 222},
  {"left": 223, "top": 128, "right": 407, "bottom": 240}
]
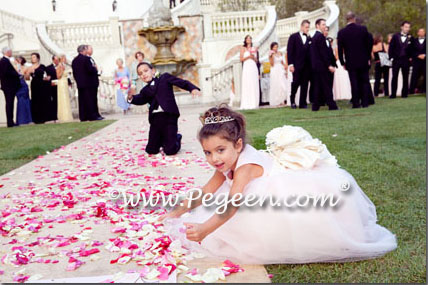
[{"left": 0, "top": 109, "right": 270, "bottom": 283}]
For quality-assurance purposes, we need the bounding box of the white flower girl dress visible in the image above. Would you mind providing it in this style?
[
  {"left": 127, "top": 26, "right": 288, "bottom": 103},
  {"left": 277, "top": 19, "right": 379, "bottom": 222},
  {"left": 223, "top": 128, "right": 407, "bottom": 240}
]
[{"left": 165, "top": 126, "right": 397, "bottom": 264}]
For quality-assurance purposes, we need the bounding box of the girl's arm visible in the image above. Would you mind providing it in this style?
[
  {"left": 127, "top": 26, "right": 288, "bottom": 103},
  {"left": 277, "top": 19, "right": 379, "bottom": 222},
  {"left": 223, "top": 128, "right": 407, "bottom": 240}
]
[
  {"left": 159, "top": 170, "right": 226, "bottom": 221},
  {"left": 185, "top": 163, "right": 263, "bottom": 242},
  {"left": 269, "top": 53, "right": 274, "bottom": 67}
]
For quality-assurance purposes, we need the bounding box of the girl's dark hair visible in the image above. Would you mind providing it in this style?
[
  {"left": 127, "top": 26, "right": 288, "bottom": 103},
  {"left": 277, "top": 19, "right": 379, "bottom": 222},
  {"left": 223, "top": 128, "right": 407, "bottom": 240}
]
[
  {"left": 136, "top": 61, "right": 154, "bottom": 71},
  {"left": 18, "top": 56, "right": 26, "bottom": 65},
  {"left": 198, "top": 103, "right": 247, "bottom": 148},
  {"left": 243, "top": 35, "right": 253, "bottom": 47},
  {"left": 135, "top": 51, "right": 145, "bottom": 59},
  {"left": 31, "top": 52, "right": 40, "bottom": 61},
  {"left": 373, "top": 33, "right": 383, "bottom": 45},
  {"left": 270, "top": 42, "right": 278, "bottom": 50}
]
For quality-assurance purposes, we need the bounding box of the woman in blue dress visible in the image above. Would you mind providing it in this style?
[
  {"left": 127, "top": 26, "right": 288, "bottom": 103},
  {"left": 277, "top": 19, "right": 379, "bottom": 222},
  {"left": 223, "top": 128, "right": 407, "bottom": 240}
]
[
  {"left": 14, "top": 56, "right": 32, "bottom": 125},
  {"left": 114, "top": 58, "right": 131, "bottom": 114}
]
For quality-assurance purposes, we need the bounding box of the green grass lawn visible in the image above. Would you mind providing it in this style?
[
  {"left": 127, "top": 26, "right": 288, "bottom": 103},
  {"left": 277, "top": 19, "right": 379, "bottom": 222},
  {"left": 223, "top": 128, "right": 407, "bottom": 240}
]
[
  {"left": 241, "top": 95, "right": 426, "bottom": 283},
  {"left": 0, "top": 120, "right": 115, "bottom": 175}
]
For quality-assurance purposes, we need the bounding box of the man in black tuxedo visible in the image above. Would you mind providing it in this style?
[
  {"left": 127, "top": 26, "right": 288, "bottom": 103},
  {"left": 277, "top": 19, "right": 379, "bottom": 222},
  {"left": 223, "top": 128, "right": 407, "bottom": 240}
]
[
  {"left": 337, "top": 12, "right": 372, "bottom": 108},
  {"left": 410, "top": 28, "right": 426, "bottom": 94},
  {"left": 389, "top": 21, "right": 413, "bottom": 98},
  {"left": 86, "top": 45, "right": 102, "bottom": 119},
  {"left": 310, "top": 18, "right": 338, "bottom": 111},
  {"left": 72, "top": 45, "right": 102, "bottom": 121},
  {"left": 46, "top": 55, "right": 59, "bottom": 121},
  {"left": 287, "top": 19, "right": 311, "bottom": 109},
  {"left": 128, "top": 62, "right": 201, "bottom": 155},
  {"left": 0, "top": 47, "right": 21, "bottom": 127}
]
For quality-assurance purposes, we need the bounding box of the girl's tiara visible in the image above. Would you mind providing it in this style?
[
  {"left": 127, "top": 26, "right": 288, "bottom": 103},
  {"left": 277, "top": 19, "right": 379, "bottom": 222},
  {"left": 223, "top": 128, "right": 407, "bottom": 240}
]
[{"left": 202, "top": 115, "right": 235, "bottom": 125}]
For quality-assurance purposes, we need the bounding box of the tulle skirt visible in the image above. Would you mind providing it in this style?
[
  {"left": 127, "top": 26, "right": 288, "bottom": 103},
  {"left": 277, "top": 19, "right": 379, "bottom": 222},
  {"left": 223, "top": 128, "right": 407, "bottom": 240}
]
[{"left": 165, "top": 164, "right": 397, "bottom": 264}]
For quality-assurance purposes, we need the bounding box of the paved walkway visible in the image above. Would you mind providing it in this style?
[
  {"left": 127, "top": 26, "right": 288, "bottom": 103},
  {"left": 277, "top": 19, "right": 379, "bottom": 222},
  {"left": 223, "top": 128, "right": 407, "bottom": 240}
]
[{"left": 0, "top": 105, "right": 270, "bottom": 283}]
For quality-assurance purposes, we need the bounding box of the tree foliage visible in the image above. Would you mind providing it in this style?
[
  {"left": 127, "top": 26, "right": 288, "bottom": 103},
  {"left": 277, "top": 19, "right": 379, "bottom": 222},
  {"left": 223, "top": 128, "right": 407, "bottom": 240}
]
[{"left": 337, "top": 0, "right": 426, "bottom": 37}]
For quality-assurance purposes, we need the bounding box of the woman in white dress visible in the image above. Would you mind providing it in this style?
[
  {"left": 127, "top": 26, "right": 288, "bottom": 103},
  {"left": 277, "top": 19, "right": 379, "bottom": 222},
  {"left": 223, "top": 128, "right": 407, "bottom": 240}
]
[
  {"left": 240, "top": 35, "right": 260, "bottom": 110},
  {"left": 333, "top": 40, "right": 352, "bottom": 100},
  {"left": 269, "top": 42, "right": 288, "bottom": 107}
]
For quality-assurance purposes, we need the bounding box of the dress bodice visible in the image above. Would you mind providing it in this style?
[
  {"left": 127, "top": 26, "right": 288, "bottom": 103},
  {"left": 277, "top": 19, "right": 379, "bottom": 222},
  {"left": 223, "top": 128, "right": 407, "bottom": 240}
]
[
  {"left": 223, "top": 144, "right": 273, "bottom": 185},
  {"left": 273, "top": 54, "right": 283, "bottom": 64}
]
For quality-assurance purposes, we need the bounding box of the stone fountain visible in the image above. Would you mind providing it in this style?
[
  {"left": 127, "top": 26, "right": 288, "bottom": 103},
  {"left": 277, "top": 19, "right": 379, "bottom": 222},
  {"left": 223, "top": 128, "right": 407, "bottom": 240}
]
[{"left": 138, "top": 0, "right": 196, "bottom": 76}]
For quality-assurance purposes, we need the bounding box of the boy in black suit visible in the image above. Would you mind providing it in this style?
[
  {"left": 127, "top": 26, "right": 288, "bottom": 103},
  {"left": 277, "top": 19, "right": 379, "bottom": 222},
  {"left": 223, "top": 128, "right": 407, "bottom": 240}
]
[{"left": 128, "top": 62, "right": 201, "bottom": 155}]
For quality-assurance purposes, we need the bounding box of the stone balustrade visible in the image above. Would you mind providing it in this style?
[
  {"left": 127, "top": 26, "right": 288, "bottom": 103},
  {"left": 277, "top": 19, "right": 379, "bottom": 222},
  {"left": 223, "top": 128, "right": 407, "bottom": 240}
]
[
  {"left": 206, "top": 9, "right": 267, "bottom": 39},
  {"left": 45, "top": 18, "right": 121, "bottom": 50}
]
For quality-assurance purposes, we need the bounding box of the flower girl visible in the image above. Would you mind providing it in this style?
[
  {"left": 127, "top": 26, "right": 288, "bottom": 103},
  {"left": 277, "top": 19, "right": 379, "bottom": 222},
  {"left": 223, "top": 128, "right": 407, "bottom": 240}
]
[{"left": 160, "top": 105, "right": 397, "bottom": 264}]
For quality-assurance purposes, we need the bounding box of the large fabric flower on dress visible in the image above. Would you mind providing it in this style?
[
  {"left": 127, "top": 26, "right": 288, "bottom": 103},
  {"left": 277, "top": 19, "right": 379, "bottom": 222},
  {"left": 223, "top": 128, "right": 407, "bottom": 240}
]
[{"left": 265, "top": 125, "right": 338, "bottom": 170}]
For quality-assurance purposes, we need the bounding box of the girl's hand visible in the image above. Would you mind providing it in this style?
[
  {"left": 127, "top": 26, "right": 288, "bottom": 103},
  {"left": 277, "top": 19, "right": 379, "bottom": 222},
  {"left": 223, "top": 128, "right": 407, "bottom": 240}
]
[{"left": 184, "top": 222, "right": 209, "bottom": 243}]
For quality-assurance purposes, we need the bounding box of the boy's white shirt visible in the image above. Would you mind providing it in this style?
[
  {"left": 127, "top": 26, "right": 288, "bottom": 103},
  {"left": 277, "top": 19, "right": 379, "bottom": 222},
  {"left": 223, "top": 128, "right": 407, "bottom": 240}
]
[{"left": 128, "top": 79, "right": 164, "bottom": 112}]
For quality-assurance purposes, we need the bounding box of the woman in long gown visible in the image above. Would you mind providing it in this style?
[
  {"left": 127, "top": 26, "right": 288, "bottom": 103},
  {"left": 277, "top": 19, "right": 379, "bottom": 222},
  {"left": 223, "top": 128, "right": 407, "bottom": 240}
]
[
  {"left": 56, "top": 55, "right": 73, "bottom": 122},
  {"left": 14, "top": 56, "right": 32, "bottom": 125},
  {"left": 372, "top": 34, "right": 390, "bottom": 97},
  {"left": 268, "top": 42, "right": 288, "bottom": 107},
  {"left": 162, "top": 105, "right": 397, "bottom": 265},
  {"left": 240, "top": 35, "right": 260, "bottom": 110},
  {"left": 28, "top": 53, "right": 51, "bottom": 124},
  {"left": 114, "top": 58, "right": 131, "bottom": 114},
  {"left": 333, "top": 41, "right": 352, "bottom": 101}
]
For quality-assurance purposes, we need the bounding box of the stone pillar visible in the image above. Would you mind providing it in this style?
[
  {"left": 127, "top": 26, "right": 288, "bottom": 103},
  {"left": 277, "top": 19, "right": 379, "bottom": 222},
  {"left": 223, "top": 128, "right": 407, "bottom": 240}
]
[
  {"left": 109, "top": 16, "right": 121, "bottom": 47},
  {"left": 198, "top": 63, "right": 213, "bottom": 103}
]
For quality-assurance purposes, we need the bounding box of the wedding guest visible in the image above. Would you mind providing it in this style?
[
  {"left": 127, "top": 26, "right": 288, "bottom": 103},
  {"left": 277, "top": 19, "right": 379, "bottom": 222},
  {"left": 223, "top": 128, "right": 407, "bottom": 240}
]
[
  {"left": 114, "top": 58, "right": 131, "bottom": 114},
  {"left": 310, "top": 19, "right": 338, "bottom": 111},
  {"left": 14, "top": 56, "right": 32, "bottom": 125},
  {"left": 287, "top": 20, "right": 311, "bottom": 109},
  {"left": 0, "top": 46, "right": 21, "bottom": 127},
  {"left": 56, "top": 54, "right": 73, "bottom": 122},
  {"left": 130, "top": 51, "right": 149, "bottom": 94},
  {"left": 372, "top": 33, "right": 390, "bottom": 97},
  {"left": 240, "top": 35, "right": 260, "bottom": 110},
  {"left": 46, "top": 55, "right": 59, "bottom": 122},
  {"left": 268, "top": 42, "right": 287, "bottom": 107},
  {"left": 72, "top": 45, "right": 102, "bottom": 121},
  {"left": 389, "top": 21, "right": 413, "bottom": 98},
  {"left": 127, "top": 62, "right": 201, "bottom": 155},
  {"left": 409, "top": 28, "right": 426, "bottom": 94},
  {"left": 333, "top": 40, "right": 352, "bottom": 101},
  {"left": 87, "top": 45, "right": 103, "bottom": 119},
  {"left": 28, "top": 53, "right": 51, "bottom": 124},
  {"left": 337, "top": 12, "right": 372, "bottom": 108}
]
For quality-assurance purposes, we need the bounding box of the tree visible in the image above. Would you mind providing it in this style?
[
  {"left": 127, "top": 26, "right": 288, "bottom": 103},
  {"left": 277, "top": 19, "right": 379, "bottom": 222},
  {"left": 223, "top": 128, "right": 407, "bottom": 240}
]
[
  {"left": 337, "top": 0, "right": 426, "bottom": 37},
  {"left": 270, "top": 0, "right": 324, "bottom": 19}
]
